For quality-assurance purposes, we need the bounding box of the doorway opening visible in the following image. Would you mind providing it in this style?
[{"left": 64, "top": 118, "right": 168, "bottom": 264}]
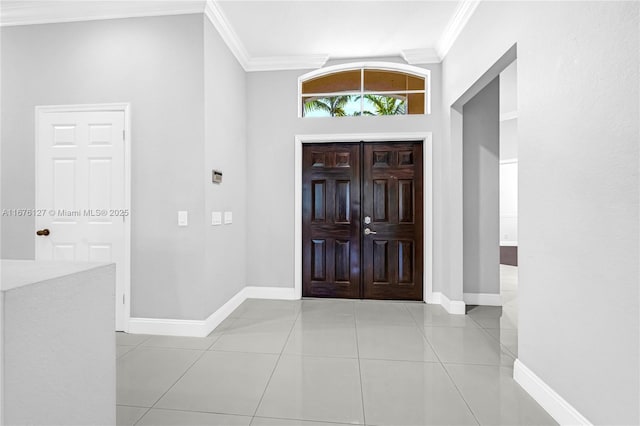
[
  {"left": 301, "top": 141, "right": 423, "bottom": 300},
  {"left": 294, "top": 132, "right": 433, "bottom": 303},
  {"left": 460, "top": 56, "right": 519, "bottom": 358},
  {"left": 497, "top": 60, "right": 519, "bottom": 358}
]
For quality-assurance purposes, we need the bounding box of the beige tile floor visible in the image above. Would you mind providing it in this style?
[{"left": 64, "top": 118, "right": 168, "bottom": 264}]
[{"left": 116, "top": 265, "right": 555, "bottom": 425}]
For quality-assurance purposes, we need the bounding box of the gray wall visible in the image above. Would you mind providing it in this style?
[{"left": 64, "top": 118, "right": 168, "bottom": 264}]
[
  {"left": 203, "top": 18, "right": 248, "bottom": 315},
  {"left": 1, "top": 14, "right": 248, "bottom": 321},
  {"left": 245, "top": 63, "right": 444, "bottom": 290},
  {"left": 462, "top": 77, "right": 500, "bottom": 296},
  {"left": 442, "top": 2, "right": 639, "bottom": 423}
]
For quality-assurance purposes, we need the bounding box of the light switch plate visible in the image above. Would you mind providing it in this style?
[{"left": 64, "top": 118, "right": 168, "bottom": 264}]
[
  {"left": 178, "top": 211, "right": 188, "bottom": 226},
  {"left": 224, "top": 211, "right": 232, "bottom": 224},
  {"left": 211, "top": 211, "right": 222, "bottom": 226}
]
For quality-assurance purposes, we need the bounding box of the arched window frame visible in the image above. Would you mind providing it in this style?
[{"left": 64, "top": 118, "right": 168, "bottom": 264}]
[{"left": 298, "top": 62, "right": 431, "bottom": 118}]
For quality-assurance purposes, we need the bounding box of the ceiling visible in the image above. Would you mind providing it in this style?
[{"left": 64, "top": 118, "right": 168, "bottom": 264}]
[
  {"left": 217, "top": 1, "right": 456, "bottom": 58},
  {"left": 0, "top": 0, "right": 480, "bottom": 71}
]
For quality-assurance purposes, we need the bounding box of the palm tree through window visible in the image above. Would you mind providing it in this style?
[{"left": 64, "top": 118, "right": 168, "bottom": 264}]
[{"left": 300, "top": 64, "right": 429, "bottom": 117}]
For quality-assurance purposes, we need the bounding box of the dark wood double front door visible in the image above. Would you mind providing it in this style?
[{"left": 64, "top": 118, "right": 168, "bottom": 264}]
[{"left": 302, "top": 142, "right": 423, "bottom": 300}]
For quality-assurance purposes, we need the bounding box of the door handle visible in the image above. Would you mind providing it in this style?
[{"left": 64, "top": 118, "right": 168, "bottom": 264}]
[
  {"left": 364, "top": 228, "right": 377, "bottom": 235},
  {"left": 36, "top": 229, "right": 50, "bottom": 236}
]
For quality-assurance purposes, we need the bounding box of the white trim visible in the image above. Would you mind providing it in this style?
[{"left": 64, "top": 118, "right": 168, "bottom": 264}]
[
  {"left": 246, "top": 55, "right": 328, "bottom": 72},
  {"left": 303, "top": 90, "right": 427, "bottom": 98},
  {"left": 35, "top": 103, "right": 131, "bottom": 114},
  {"left": 294, "top": 132, "right": 434, "bottom": 304},
  {"left": 1, "top": 0, "right": 480, "bottom": 72},
  {"left": 500, "top": 159, "right": 518, "bottom": 165},
  {"left": 244, "top": 286, "right": 297, "bottom": 300},
  {"left": 300, "top": 61, "right": 431, "bottom": 83},
  {"left": 203, "top": 0, "right": 328, "bottom": 72},
  {"left": 128, "top": 317, "right": 214, "bottom": 338},
  {"left": 463, "top": 292, "right": 502, "bottom": 306},
  {"left": 35, "top": 102, "right": 132, "bottom": 332},
  {"left": 514, "top": 360, "right": 593, "bottom": 426},
  {"left": 500, "top": 111, "right": 519, "bottom": 121},
  {"left": 433, "top": 291, "right": 466, "bottom": 315},
  {"left": 128, "top": 286, "right": 295, "bottom": 337},
  {"left": 436, "top": 0, "right": 481, "bottom": 60},
  {"left": 0, "top": 1, "right": 205, "bottom": 27},
  {"left": 426, "top": 291, "right": 442, "bottom": 305},
  {"left": 1, "top": 0, "right": 477, "bottom": 72},
  {"left": 1, "top": 0, "right": 329, "bottom": 72},
  {"left": 204, "top": 0, "right": 249, "bottom": 69},
  {"left": 297, "top": 62, "right": 432, "bottom": 118},
  {"left": 423, "top": 135, "right": 435, "bottom": 304},
  {"left": 401, "top": 48, "right": 441, "bottom": 65}
]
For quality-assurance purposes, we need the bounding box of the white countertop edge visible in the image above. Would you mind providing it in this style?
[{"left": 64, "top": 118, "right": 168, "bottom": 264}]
[{"left": 1, "top": 260, "right": 114, "bottom": 292}]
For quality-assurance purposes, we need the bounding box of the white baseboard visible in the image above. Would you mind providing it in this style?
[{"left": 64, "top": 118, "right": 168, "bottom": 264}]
[
  {"left": 244, "top": 286, "right": 296, "bottom": 300},
  {"left": 463, "top": 292, "right": 502, "bottom": 306},
  {"left": 426, "top": 291, "right": 441, "bottom": 305},
  {"left": 430, "top": 291, "right": 466, "bottom": 315},
  {"left": 128, "top": 286, "right": 467, "bottom": 336},
  {"left": 514, "top": 359, "right": 592, "bottom": 426},
  {"left": 128, "top": 286, "right": 295, "bottom": 337}
]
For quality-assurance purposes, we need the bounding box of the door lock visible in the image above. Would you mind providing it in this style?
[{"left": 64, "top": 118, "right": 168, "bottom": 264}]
[
  {"left": 364, "top": 228, "right": 377, "bottom": 235},
  {"left": 36, "top": 228, "right": 50, "bottom": 236},
  {"left": 364, "top": 216, "right": 371, "bottom": 224}
]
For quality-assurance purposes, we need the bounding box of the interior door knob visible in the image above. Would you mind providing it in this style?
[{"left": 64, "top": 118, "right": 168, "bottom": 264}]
[
  {"left": 36, "top": 229, "right": 50, "bottom": 236},
  {"left": 364, "top": 228, "right": 377, "bottom": 235}
]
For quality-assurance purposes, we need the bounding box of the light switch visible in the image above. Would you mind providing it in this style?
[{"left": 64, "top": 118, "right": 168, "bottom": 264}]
[
  {"left": 211, "top": 211, "right": 222, "bottom": 226},
  {"left": 224, "top": 211, "right": 232, "bottom": 224},
  {"left": 178, "top": 211, "right": 188, "bottom": 226}
]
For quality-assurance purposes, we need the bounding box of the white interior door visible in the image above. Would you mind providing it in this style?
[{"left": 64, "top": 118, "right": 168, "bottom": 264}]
[{"left": 36, "top": 109, "right": 128, "bottom": 331}]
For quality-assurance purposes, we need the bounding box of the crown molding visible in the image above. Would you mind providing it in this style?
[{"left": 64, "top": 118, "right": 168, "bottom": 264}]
[
  {"left": 400, "top": 48, "right": 441, "bottom": 65},
  {"left": 436, "top": 0, "right": 481, "bottom": 60},
  {"left": 0, "top": 0, "right": 479, "bottom": 71},
  {"left": 204, "top": 0, "right": 327, "bottom": 72},
  {"left": 0, "top": 1, "right": 205, "bottom": 27},
  {"left": 203, "top": 0, "right": 250, "bottom": 69},
  {"left": 245, "top": 55, "right": 328, "bottom": 72}
]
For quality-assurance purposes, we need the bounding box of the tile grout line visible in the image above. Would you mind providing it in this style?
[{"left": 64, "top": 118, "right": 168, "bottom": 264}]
[
  {"left": 402, "top": 303, "right": 444, "bottom": 364},
  {"left": 131, "top": 348, "right": 209, "bottom": 426},
  {"left": 403, "top": 303, "right": 482, "bottom": 426},
  {"left": 205, "top": 317, "right": 238, "bottom": 351},
  {"left": 439, "top": 363, "right": 481, "bottom": 426},
  {"left": 116, "top": 333, "right": 153, "bottom": 424},
  {"left": 127, "top": 309, "right": 241, "bottom": 424},
  {"left": 250, "top": 305, "right": 302, "bottom": 421},
  {"left": 116, "top": 333, "right": 153, "bottom": 359},
  {"left": 252, "top": 414, "right": 357, "bottom": 425},
  {"left": 467, "top": 312, "right": 519, "bottom": 360},
  {"left": 353, "top": 302, "right": 367, "bottom": 426}
]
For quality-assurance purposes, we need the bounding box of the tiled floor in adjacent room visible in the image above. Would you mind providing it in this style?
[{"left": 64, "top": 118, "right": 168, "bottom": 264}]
[{"left": 116, "top": 266, "right": 555, "bottom": 426}]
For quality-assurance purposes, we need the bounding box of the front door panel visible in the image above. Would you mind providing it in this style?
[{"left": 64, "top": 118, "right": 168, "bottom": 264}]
[
  {"left": 302, "top": 141, "right": 423, "bottom": 301},
  {"left": 302, "top": 144, "right": 361, "bottom": 298},
  {"left": 362, "top": 143, "right": 423, "bottom": 300}
]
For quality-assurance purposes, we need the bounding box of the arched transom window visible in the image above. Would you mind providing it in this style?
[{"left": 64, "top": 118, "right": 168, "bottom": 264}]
[{"left": 299, "top": 62, "right": 430, "bottom": 117}]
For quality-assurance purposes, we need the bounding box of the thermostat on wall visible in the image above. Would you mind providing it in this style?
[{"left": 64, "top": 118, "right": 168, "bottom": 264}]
[{"left": 212, "top": 170, "right": 223, "bottom": 184}]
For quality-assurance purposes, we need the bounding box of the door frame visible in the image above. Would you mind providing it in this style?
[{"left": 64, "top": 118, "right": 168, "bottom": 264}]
[
  {"left": 294, "top": 132, "right": 433, "bottom": 302},
  {"left": 35, "top": 102, "right": 132, "bottom": 332}
]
